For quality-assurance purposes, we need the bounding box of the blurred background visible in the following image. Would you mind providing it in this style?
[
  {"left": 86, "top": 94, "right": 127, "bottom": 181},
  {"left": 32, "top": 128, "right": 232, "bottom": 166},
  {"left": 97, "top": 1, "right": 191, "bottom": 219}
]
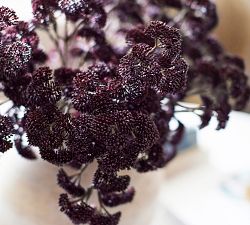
[
  {"left": 215, "top": 0, "right": 250, "bottom": 74},
  {"left": 0, "top": 1, "right": 250, "bottom": 225}
]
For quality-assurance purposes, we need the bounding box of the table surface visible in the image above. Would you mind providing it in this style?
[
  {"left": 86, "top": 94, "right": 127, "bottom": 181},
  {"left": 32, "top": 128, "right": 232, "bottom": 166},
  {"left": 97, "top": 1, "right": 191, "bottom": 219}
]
[
  {"left": 1, "top": 143, "right": 250, "bottom": 225},
  {"left": 152, "top": 149, "right": 250, "bottom": 225}
]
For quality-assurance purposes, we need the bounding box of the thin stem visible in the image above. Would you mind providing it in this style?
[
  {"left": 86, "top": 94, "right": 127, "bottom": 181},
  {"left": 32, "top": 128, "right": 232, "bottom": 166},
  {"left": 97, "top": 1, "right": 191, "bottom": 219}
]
[
  {"left": 67, "top": 20, "right": 85, "bottom": 41},
  {"left": 45, "top": 28, "right": 66, "bottom": 65},
  {"left": 176, "top": 102, "right": 205, "bottom": 110},
  {"left": 168, "top": 9, "right": 188, "bottom": 27},
  {"left": 77, "top": 164, "right": 88, "bottom": 185},
  {"left": 70, "top": 197, "right": 84, "bottom": 204},
  {"left": 107, "top": 2, "right": 119, "bottom": 14},
  {"left": 69, "top": 164, "right": 88, "bottom": 181},
  {"left": 78, "top": 51, "right": 88, "bottom": 68},
  {"left": 51, "top": 17, "right": 67, "bottom": 66},
  {"left": 85, "top": 186, "right": 93, "bottom": 203},
  {"left": 98, "top": 192, "right": 111, "bottom": 216},
  {"left": 51, "top": 13, "right": 62, "bottom": 41},
  {"left": 64, "top": 19, "right": 69, "bottom": 66},
  {"left": 146, "top": 39, "right": 158, "bottom": 56},
  {"left": 71, "top": 176, "right": 79, "bottom": 184},
  {"left": 168, "top": 9, "right": 188, "bottom": 26},
  {"left": 175, "top": 109, "right": 199, "bottom": 114}
]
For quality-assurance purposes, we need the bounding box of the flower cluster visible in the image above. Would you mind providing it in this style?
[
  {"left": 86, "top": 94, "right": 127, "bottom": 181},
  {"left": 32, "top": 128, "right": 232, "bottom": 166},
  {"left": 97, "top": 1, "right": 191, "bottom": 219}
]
[
  {"left": 144, "top": 0, "right": 250, "bottom": 129},
  {"left": 0, "top": 116, "right": 13, "bottom": 153},
  {"left": 0, "top": 6, "right": 18, "bottom": 31},
  {"left": 59, "top": 193, "right": 121, "bottom": 225},
  {"left": 0, "top": 0, "right": 249, "bottom": 224}
]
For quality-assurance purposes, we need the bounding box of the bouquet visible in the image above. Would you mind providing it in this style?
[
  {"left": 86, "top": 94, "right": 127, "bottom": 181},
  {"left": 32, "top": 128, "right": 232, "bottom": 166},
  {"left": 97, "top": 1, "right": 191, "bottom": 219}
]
[{"left": 0, "top": 0, "right": 249, "bottom": 224}]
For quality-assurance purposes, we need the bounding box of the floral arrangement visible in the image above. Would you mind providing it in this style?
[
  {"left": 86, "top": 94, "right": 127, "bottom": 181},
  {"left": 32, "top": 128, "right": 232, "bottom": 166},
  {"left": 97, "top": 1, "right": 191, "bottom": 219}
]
[{"left": 0, "top": 0, "right": 249, "bottom": 224}]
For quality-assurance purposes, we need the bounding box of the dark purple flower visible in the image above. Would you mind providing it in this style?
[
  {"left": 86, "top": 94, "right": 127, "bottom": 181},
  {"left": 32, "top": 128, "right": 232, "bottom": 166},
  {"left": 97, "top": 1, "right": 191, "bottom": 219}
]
[
  {"left": 100, "top": 187, "right": 135, "bottom": 207},
  {"left": 31, "top": 0, "right": 58, "bottom": 24},
  {"left": 0, "top": 116, "right": 13, "bottom": 153},
  {"left": 90, "top": 212, "right": 121, "bottom": 225},
  {"left": 25, "top": 105, "right": 70, "bottom": 151},
  {"left": 14, "top": 137, "right": 37, "bottom": 160},
  {"left": 57, "top": 169, "right": 86, "bottom": 197},
  {"left": 26, "top": 67, "right": 61, "bottom": 107},
  {"left": 54, "top": 67, "right": 80, "bottom": 86},
  {"left": 93, "top": 170, "right": 130, "bottom": 193},
  {"left": 0, "top": 2, "right": 249, "bottom": 225},
  {"left": 59, "top": 193, "right": 95, "bottom": 224},
  {"left": 1, "top": 41, "right": 32, "bottom": 80},
  {"left": 113, "top": 0, "right": 144, "bottom": 24},
  {"left": 0, "top": 6, "right": 18, "bottom": 31}
]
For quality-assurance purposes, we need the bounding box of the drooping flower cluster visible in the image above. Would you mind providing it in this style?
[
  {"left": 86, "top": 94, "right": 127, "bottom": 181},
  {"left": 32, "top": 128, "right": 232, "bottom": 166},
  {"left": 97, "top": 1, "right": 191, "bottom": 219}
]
[{"left": 0, "top": 0, "right": 249, "bottom": 224}]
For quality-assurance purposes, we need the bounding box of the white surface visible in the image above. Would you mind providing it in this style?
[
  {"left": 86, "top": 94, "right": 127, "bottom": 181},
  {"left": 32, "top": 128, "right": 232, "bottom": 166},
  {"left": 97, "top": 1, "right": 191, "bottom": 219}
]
[
  {"left": 0, "top": 0, "right": 33, "bottom": 20},
  {"left": 0, "top": 148, "right": 166, "bottom": 225},
  {"left": 197, "top": 111, "right": 250, "bottom": 173},
  {"left": 176, "top": 110, "right": 250, "bottom": 173},
  {"left": 158, "top": 151, "right": 250, "bottom": 225},
  {"left": 160, "top": 111, "right": 250, "bottom": 225}
]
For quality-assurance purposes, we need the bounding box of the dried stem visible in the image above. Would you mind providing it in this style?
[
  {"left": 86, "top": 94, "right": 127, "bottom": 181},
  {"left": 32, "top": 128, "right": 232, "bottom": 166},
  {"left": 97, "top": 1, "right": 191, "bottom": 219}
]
[
  {"left": 45, "top": 27, "right": 66, "bottom": 66},
  {"left": 64, "top": 19, "right": 69, "bottom": 66},
  {"left": 67, "top": 20, "right": 85, "bottom": 41},
  {"left": 168, "top": 9, "right": 188, "bottom": 27},
  {"left": 98, "top": 192, "right": 111, "bottom": 216},
  {"left": 78, "top": 51, "right": 88, "bottom": 68},
  {"left": 176, "top": 102, "right": 204, "bottom": 110}
]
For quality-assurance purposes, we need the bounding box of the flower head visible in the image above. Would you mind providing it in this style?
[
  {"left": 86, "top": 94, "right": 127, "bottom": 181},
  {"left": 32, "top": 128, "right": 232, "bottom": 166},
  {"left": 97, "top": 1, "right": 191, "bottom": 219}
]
[{"left": 0, "top": 6, "right": 18, "bottom": 31}]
